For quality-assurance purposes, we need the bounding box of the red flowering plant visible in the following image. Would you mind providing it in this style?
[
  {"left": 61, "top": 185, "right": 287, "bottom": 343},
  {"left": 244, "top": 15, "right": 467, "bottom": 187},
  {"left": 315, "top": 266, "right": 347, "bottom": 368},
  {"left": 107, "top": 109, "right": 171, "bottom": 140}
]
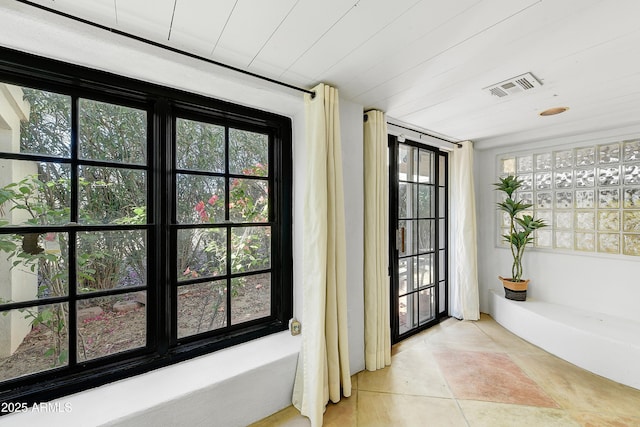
[
  {"left": 193, "top": 194, "right": 220, "bottom": 223},
  {"left": 182, "top": 163, "right": 270, "bottom": 283}
]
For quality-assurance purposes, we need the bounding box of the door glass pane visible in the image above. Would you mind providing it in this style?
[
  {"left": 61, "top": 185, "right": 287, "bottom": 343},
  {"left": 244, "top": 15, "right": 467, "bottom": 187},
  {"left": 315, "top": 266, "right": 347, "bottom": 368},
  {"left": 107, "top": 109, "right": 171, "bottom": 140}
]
[
  {"left": 418, "top": 185, "right": 434, "bottom": 218},
  {"left": 398, "top": 293, "right": 417, "bottom": 335},
  {"left": 398, "top": 145, "right": 417, "bottom": 182},
  {"left": 418, "top": 288, "right": 434, "bottom": 325},
  {"left": 177, "top": 280, "right": 227, "bottom": 338},
  {"left": 417, "top": 254, "right": 434, "bottom": 288},
  {"left": 398, "top": 183, "right": 417, "bottom": 219},
  {"left": 399, "top": 219, "right": 417, "bottom": 256},
  {"left": 398, "top": 183, "right": 407, "bottom": 218},
  {"left": 398, "top": 258, "right": 409, "bottom": 295},
  {"left": 229, "top": 129, "right": 269, "bottom": 176},
  {"left": 79, "top": 99, "right": 146, "bottom": 165},
  {"left": 439, "top": 154, "right": 446, "bottom": 184},
  {"left": 418, "top": 219, "right": 434, "bottom": 252},
  {"left": 439, "top": 187, "right": 446, "bottom": 217},
  {"left": 418, "top": 150, "right": 433, "bottom": 183},
  {"left": 408, "top": 257, "right": 419, "bottom": 293},
  {"left": 176, "top": 118, "right": 224, "bottom": 172}
]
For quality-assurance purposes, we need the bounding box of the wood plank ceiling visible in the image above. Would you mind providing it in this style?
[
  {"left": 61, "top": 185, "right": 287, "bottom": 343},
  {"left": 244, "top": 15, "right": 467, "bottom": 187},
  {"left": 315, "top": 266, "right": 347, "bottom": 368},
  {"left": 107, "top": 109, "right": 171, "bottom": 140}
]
[{"left": 18, "top": 0, "right": 640, "bottom": 147}]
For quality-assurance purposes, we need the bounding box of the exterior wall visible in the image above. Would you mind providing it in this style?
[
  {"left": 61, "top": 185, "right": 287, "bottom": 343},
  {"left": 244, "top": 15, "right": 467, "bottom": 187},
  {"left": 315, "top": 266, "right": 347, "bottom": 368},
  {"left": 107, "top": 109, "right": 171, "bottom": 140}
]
[{"left": 0, "top": 83, "right": 36, "bottom": 357}]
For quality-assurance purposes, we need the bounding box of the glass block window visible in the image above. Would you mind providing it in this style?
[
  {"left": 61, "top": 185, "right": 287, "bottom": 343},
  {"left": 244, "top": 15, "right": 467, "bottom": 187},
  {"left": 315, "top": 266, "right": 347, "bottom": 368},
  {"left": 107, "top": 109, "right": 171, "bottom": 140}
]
[{"left": 497, "top": 139, "right": 640, "bottom": 256}]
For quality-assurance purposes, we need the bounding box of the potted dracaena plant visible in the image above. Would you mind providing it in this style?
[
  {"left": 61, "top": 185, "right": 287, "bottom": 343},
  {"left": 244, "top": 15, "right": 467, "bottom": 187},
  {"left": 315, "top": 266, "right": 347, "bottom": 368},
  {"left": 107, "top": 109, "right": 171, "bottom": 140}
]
[{"left": 494, "top": 175, "right": 547, "bottom": 301}]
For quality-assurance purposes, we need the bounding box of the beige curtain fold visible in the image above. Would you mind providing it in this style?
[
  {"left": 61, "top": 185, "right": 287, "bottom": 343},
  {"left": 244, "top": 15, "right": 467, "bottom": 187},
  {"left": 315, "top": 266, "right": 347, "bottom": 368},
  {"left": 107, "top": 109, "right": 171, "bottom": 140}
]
[
  {"left": 363, "top": 110, "right": 391, "bottom": 371},
  {"left": 292, "top": 83, "right": 351, "bottom": 427},
  {"left": 450, "top": 140, "right": 480, "bottom": 320}
]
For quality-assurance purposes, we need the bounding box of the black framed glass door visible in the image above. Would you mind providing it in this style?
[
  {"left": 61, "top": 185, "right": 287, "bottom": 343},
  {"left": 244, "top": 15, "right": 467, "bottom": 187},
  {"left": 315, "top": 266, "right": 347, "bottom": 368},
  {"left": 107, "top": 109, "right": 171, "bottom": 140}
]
[{"left": 389, "top": 135, "right": 448, "bottom": 342}]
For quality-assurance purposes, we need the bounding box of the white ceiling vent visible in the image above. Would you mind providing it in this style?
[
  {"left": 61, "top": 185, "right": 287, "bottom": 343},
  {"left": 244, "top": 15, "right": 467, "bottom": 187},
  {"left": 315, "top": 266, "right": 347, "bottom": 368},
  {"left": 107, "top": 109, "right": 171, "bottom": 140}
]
[{"left": 484, "top": 73, "right": 542, "bottom": 98}]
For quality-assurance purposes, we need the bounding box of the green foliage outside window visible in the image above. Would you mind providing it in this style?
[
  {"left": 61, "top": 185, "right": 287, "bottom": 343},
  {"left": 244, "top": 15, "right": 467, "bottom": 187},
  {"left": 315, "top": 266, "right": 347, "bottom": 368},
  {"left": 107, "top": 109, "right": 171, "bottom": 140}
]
[{"left": 1, "top": 87, "right": 272, "bottom": 365}]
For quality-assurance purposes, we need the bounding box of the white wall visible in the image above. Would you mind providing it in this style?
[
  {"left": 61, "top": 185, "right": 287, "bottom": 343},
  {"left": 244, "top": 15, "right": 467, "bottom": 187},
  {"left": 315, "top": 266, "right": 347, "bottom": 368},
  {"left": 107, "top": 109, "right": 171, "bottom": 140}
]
[
  {"left": 339, "top": 98, "right": 365, "bottom": 373},
  {"left": 0, "top": 2, "right": 365, "bottom": 425},
  {"left": 475, "top": 126, "right": 640, "bottom": 322}
]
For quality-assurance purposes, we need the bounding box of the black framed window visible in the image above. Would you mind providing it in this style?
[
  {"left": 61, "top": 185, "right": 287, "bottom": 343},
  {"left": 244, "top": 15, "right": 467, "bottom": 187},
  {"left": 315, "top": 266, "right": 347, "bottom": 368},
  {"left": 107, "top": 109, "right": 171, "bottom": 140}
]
[
  {"left": 0, "top": 47, "right": 292, "bottom": 406},
  {"left": 173, "top": 113, "right": 278, "bottom": 340}
]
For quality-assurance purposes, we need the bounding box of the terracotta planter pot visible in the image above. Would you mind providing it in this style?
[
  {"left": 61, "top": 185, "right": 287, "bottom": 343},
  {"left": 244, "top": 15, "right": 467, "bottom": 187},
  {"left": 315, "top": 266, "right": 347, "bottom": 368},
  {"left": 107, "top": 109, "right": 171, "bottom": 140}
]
[{"left": 498, "top": 276, "right": 529, "bottom": 301}]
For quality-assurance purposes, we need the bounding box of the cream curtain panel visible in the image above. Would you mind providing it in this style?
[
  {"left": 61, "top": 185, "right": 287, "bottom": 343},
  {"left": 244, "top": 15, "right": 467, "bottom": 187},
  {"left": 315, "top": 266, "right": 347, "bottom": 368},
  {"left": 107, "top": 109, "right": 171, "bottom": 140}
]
[
  {"left": 450, "top": 140, "right": 480, "bottom": 320},
  {"left": 363, "top": 110, "right": 391, "bottom": 371},
  {"left": 292, "top": 83, "right": 351, "bottom": 427}
]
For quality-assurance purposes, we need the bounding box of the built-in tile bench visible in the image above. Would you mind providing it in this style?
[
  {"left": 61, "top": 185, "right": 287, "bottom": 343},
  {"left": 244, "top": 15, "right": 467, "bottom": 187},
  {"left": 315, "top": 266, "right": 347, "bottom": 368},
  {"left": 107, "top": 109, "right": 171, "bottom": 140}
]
[{"left": 489, "top": 289, "right": 640, "bottom": 391}]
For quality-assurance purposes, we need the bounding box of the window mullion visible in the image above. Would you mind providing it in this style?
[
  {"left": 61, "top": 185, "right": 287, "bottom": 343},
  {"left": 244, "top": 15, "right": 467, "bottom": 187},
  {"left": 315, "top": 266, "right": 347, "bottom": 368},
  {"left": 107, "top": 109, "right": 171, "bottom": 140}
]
[
  {"left": 157, "top": 99, "right": 173, "bottom": 352},
  {"left": 224, "top": 126, "right": 232, "bottom": 328},
  {"left": 67, "top": 95, "right": 80, "bottom": 368}
]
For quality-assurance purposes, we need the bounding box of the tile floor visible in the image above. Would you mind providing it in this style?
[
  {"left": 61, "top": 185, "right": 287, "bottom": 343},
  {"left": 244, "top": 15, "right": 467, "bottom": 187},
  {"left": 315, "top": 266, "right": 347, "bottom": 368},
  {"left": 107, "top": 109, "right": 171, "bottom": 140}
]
[{"left": 251, "top": 313, "right": 640, "bottom": 426}]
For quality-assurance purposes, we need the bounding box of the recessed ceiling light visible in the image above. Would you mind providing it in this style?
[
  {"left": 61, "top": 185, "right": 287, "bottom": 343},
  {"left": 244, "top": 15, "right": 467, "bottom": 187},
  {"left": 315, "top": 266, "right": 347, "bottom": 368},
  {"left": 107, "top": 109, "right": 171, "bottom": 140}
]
[{"left": 539, "top": 107, "right": 569, "bottom": 116}]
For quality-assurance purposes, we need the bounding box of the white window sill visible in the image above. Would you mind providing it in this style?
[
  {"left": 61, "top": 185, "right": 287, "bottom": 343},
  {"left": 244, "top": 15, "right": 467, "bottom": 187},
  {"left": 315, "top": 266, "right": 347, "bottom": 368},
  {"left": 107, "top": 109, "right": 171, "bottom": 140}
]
[{"left": 0, "top": 331, "right": 301, "bottom": 427}]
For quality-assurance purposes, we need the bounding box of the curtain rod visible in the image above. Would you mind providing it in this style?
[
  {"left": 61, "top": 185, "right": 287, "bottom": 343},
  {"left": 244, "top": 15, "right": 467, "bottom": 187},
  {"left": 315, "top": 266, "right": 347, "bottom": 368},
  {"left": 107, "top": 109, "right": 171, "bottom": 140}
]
[
  {"left": 364, "top": 113, "right": 462, "bottom": 148},
  {"left": 15, "top": 0, "right": 316, "bottom": 98},
  {"left": 388, "top": 122, "right": 462, "bottom": 148}
]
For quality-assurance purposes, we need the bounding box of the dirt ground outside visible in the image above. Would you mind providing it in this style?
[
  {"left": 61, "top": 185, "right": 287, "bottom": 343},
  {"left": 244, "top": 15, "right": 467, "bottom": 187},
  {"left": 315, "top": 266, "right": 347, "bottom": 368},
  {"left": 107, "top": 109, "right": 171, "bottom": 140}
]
[{"left": 0, "top": 278, "right": 270, "bottom": 382}]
